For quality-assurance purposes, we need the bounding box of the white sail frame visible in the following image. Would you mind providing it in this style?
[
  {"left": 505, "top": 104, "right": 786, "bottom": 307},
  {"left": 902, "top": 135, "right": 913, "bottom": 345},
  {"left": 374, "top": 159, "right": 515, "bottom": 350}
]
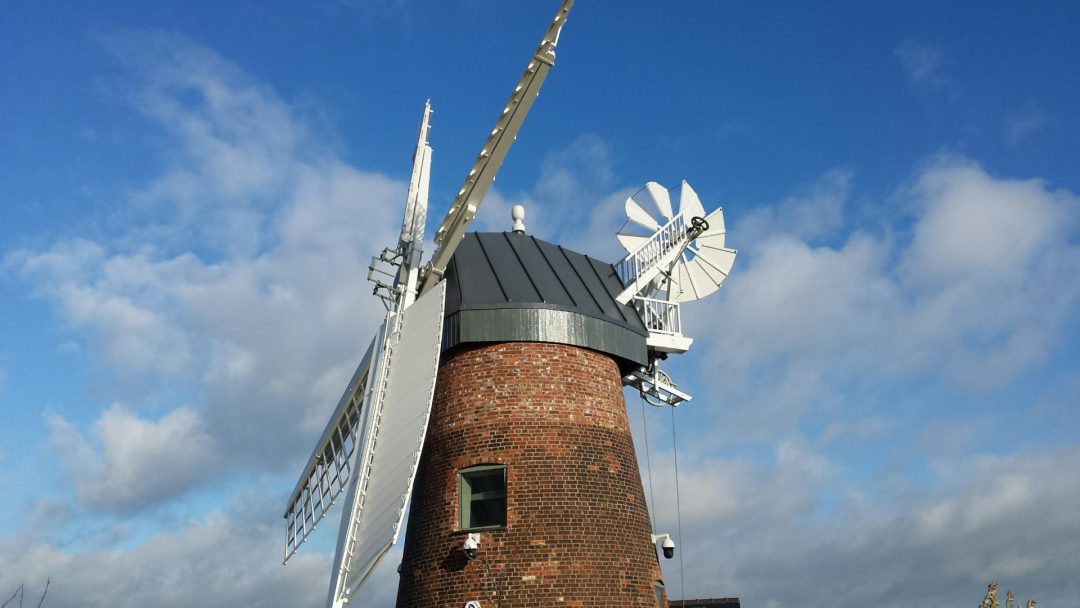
[
  {"left": 283, "top": 338, "right": 375, "bottom": 563},
  {"left": 327, "top": 281, "right": 447, "bottom": 607}
]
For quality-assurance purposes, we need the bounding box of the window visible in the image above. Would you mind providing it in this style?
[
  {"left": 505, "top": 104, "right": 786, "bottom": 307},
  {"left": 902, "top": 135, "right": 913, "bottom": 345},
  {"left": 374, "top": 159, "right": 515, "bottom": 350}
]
[
  {"left": 459, "top": 465, "right": 506, "bottom": 530},
  {"left": 654, "top": 581, "right": 667, "bottom": 608}
]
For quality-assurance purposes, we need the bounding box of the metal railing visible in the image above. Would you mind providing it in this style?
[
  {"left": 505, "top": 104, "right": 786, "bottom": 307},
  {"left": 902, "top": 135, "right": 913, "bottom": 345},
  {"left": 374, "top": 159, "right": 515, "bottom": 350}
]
[
  {"left": 615, "top": 213, "right": 687, "bottom": 286},
  {"left": 636, "top": 296, "right": 681, "bottom": 336}
]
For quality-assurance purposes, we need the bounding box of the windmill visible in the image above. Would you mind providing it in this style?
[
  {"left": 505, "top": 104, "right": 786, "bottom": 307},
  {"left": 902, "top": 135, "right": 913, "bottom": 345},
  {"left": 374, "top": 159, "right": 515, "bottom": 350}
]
[{"left": 282, "top": 2, "right": 736, "bottom": 606}]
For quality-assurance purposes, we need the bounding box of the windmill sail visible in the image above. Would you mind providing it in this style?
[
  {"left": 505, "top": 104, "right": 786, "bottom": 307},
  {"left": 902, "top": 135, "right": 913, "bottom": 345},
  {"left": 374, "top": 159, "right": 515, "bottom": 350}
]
[
  {"left": 328, "top": 280, "right": 447, "bottom": 607},
  {"left": 396, "top": 101, "right": 434, "bottom": 310},
  {"left": 420, "top": 0, "right": 574, "bottom": 293},
  {"left": 399, "top": 101, "right": 432, "bottom": 249},
  {"left": 283, "top": 338, "right": 375, "bottom": 564}
]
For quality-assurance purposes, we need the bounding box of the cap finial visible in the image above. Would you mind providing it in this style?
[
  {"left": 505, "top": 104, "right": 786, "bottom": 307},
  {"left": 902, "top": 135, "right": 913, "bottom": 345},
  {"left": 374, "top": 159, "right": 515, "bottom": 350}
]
[{"left": 511, "top": 205, "right": 526, "bottom": 233}]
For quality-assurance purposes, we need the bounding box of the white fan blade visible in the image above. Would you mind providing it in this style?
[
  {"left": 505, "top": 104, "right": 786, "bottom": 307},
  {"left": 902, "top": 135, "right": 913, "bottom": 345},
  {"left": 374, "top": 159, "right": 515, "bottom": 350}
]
[
  {"left": 692, "top": 247, "right": 736, "bottom": 281},
  {"left": 695, "top": 229, "right": 728, "bottom": 252},
  {"left": 677, "top": 181, "right": 706, "bottom": 220},
  {"left": 696, "top": 245, "right": 737, "bottom": 275},
  {"left": 699, "top": 207, "right": 727, "bottom": 237},
  {"left": 617, "top": 232, "right": 652, "bottom": 253},
  {"left": 643, "top": 181, "right": 674, "bottom": 221},
  {"left": 673, "top": 256, "right": 718, "bottom": 302},
  {"left": 674, "top": 246, "right": 737, "bottom": 303},
  {"left": 674, "top": 251, "right": 703, "bottom": 301},
  {"left": 678, "top": 263, "right": 721, "bottom": 302},
  {"left": 625, "top": 195, "right": 661, "bottom": 231}
]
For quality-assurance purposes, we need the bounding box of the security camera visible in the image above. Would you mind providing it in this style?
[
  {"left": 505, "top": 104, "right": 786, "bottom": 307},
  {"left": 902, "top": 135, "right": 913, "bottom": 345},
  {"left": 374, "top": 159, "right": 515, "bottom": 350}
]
[
  {"left": 652, "top": 533, "right": 675, "bottom": 559},
  {"left": 465, "top": 602, "right": 483, "bottom": 608},
  {"left": 661, "top": 535, "right": 675, "bottom": 559},
  {"left": 462, "top": 533, "right": 481, "bottom": 560}
]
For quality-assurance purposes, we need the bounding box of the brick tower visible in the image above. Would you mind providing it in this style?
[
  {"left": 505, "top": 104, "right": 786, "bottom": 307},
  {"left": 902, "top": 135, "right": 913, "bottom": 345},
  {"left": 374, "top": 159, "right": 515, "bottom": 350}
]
[{"left": 396, "top": 231, "right": 668, "bottom": 607}]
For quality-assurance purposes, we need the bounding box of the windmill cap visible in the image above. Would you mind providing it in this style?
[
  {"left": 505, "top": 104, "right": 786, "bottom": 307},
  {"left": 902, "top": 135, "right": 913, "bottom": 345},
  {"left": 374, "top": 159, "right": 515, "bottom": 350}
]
[{"left": 441, "top": 232, "right": 648, "bottom": 372}]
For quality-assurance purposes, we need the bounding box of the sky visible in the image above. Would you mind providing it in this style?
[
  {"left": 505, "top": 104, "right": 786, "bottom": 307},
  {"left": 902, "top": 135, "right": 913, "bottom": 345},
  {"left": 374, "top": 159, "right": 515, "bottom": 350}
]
[{"left": 2, "top": 1, "right": 1079, "bottom": 606}]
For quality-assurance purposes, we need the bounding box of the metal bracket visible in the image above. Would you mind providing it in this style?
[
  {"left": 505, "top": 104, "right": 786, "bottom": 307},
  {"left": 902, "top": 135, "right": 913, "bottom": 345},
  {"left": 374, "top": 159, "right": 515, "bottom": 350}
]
[
  {"left": 368, "top": 248, "right": 404, "bottom": 308},
  {"left": 623, "top": 363, "right": 691, "bottom": 407}
]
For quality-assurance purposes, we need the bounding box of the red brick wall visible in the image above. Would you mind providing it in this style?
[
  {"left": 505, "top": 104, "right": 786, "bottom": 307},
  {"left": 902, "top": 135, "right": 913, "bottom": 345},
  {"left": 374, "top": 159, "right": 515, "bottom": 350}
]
[{"left": 396, "top": 342, "right": 666, "bottom": 607}]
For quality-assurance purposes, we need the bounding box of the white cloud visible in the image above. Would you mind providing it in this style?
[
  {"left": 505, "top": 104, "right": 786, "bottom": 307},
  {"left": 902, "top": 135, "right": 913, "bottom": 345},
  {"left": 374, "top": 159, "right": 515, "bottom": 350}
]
[
  {"left": 49, "top": 405, "right": 217, "bottom": 512},
  {"left": 641, "top": 444, "right": 1080, "bottom": 608},
  {"left": 718, "top": 120, "right": 753, "bottom": 140},
  {"left": 900, "top": 159, "right": 1071, "bottom": 288},
  {"left": 710, "top": 231, "right": 898, "bottom": 372},
  {"left": 534, "top": 133, "right": 616, "bottom": 207},
  {"left": 6, "top": 32, "right": 400, "bottom": 511},
  {"left": 895, "top": 42, "right": 944, "bottom": 84},
  {"left": 1004, "top": 103, "right": 1048, "bottom": 145},
  {"left": 818, "top": 416, "right": 895, "bottom": 444},
  {"left": 690, "top": 159, "right": 1080, "bottom": 442},
  {"left": 897, "top": 158, "right": 1080, "bottom": 387},
  {"left": 737, "top": 168, "right": 852, "bottom": 245},
  {"left": 894, "top": 42, "right": 959, "bottom": 98},
  {"left": 45, "top": 416, "right": 101, "bottom": 483},
  {"left": 0, "top": 507, "right": 331, "bottom": 608},
  {"left": 566, "top": 186, "right": 640, "bottom": 261}
]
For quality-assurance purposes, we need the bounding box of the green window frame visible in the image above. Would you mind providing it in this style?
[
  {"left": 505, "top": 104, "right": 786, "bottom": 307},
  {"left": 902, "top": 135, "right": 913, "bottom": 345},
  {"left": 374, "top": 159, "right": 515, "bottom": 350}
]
[{"left": 459, "top": 465, "right": 507, "bottom": 530}]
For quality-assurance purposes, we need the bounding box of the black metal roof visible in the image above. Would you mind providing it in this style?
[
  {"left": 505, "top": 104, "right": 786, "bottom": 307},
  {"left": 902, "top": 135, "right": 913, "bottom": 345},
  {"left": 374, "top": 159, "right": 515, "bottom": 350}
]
[
  {"left": 440, "top": 232, "right": 648, "bottom": 370},
  {"left": 444, "top": 232, "right": 646, "bottom": 332}
]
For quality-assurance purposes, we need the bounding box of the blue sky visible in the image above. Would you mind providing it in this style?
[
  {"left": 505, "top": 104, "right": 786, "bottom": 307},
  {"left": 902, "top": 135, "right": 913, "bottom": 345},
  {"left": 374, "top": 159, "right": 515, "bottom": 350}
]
[{"left": 2, "top": 1, "right": 1079, "bottom": 606}]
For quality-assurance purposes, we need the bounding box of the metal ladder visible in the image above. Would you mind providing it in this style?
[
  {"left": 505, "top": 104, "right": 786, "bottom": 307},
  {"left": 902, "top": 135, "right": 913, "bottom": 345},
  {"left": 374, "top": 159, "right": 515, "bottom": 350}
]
[{"left": 614, "top": 213, "right": 688, "bottom": 304}]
